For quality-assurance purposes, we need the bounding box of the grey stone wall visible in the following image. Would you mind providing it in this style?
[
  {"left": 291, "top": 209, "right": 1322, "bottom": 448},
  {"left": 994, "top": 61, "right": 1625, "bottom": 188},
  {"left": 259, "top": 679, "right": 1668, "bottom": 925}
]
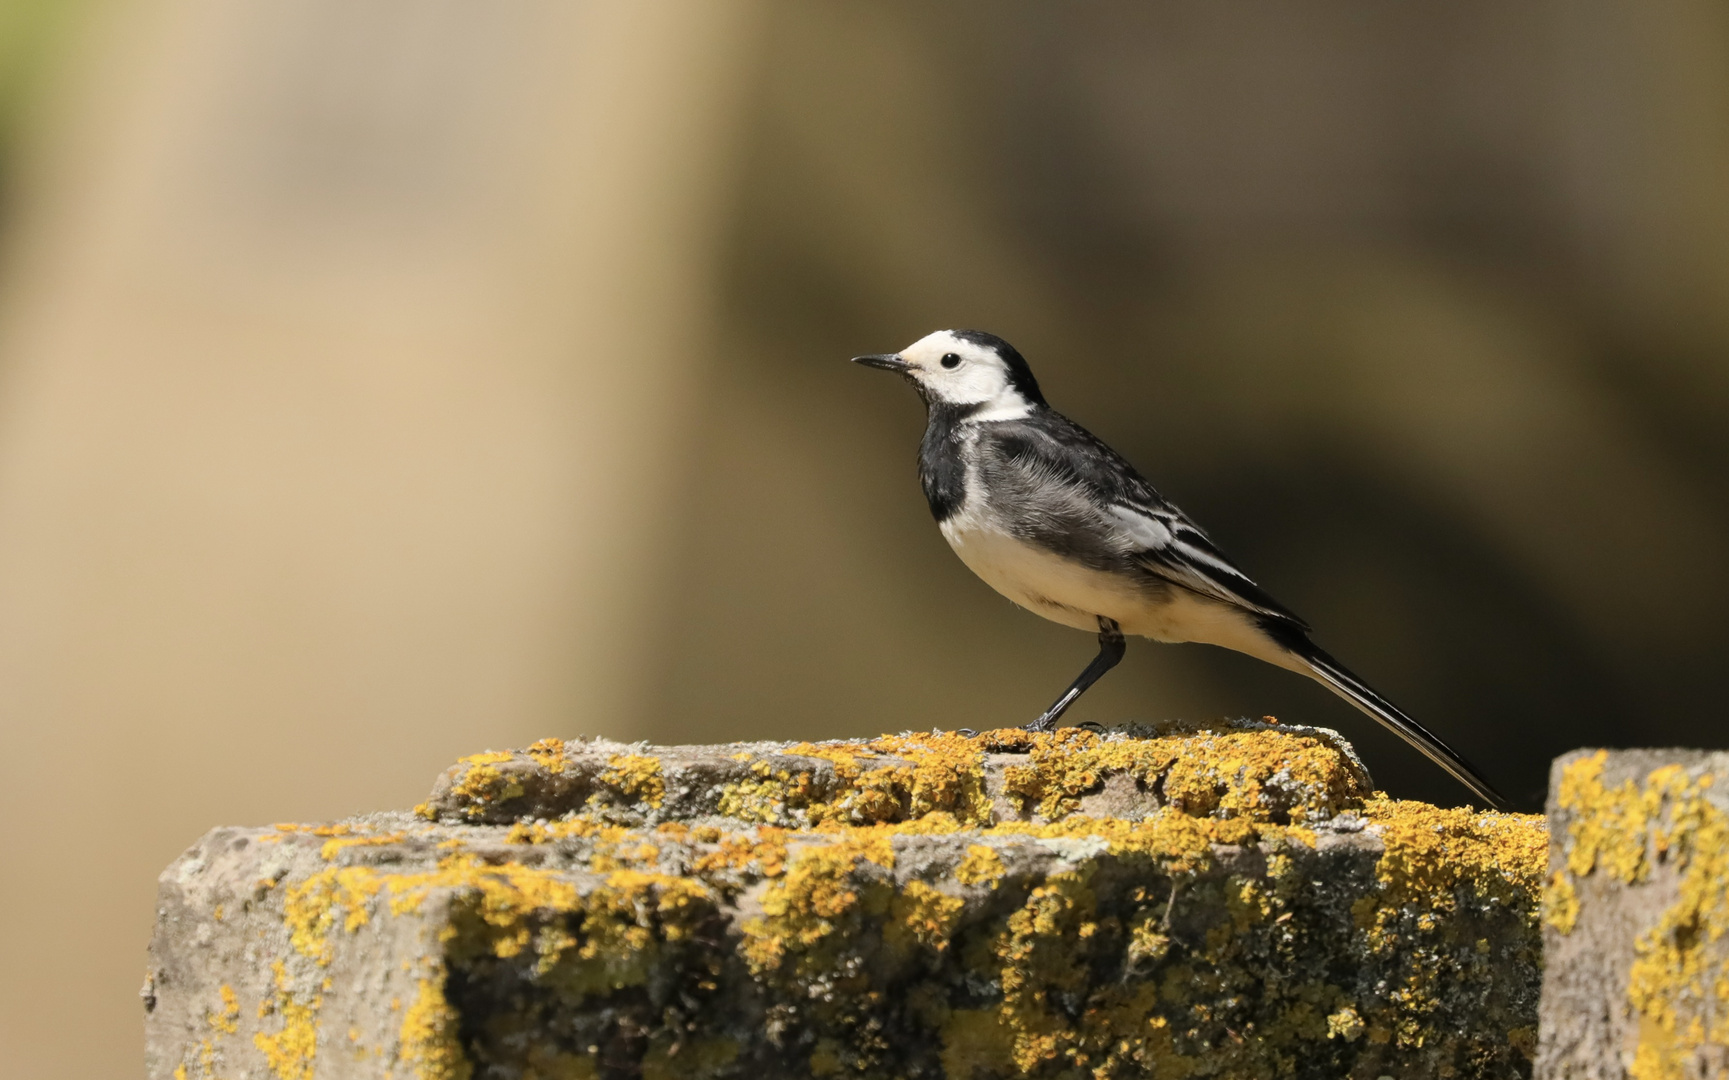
[{"left": 146, "top": 722, "right": 1546, "bottom": 1079}]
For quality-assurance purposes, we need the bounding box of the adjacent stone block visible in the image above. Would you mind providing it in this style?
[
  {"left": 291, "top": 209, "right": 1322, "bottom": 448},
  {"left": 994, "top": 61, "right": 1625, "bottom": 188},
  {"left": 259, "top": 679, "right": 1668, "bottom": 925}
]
[
  {"left": 146, "top": 721, "right": 1546, "bottom": 1080},
  {"left": 1536, "top": 749, "right": 1729, "bottom": 1080}
]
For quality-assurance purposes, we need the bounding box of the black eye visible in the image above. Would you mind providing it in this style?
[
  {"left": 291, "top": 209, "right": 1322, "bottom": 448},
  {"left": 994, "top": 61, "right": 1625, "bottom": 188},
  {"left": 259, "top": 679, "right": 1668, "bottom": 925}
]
[{"left": 940, "top": 352, "right": 962, "bottom": 369}]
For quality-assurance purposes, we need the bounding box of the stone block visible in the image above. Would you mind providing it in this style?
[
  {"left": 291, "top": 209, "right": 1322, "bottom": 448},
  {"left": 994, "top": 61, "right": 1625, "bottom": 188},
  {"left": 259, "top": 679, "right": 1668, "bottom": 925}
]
[
  {"left": 1536, "top": 749, "right": 1729, "bottom": 1080},
  {"left": 146, "top": 721, "right": 1546, "bottom": 1079}
]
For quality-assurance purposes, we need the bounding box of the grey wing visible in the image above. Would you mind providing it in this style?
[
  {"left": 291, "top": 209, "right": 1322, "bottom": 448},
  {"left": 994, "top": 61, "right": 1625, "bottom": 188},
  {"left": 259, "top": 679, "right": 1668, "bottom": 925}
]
[
  {"left": 983, "top": 417, "right": 1311, "bottom": 629},
  {"left": 1104, "top": 498, "right": 1311, "bottom": 630}
]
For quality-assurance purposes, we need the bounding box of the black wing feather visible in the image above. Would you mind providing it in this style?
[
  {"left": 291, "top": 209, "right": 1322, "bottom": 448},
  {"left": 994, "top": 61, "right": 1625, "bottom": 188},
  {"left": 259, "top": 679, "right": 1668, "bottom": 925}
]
[{"left": 982, "top": 412, "right": 1309, "bottom": 629}]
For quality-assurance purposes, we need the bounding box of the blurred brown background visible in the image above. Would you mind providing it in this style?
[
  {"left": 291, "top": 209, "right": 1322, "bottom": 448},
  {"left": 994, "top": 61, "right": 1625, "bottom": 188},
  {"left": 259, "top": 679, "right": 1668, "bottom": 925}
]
[{"left": 1, "top": 0, "right": 1726, "bottom": 1074}]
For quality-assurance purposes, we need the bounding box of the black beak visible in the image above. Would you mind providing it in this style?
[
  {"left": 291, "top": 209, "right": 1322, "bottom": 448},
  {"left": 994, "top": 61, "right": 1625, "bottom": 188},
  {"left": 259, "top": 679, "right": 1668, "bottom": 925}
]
[{"left": 851, "top": 353, "right": 910, "bottom": 373}]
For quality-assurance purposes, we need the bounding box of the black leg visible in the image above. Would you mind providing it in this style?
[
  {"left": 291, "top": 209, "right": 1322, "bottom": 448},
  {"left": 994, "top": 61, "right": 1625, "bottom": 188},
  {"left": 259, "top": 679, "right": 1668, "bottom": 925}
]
[{"left": 1026, "top": 617, "right": 1125, "bottom": 732}]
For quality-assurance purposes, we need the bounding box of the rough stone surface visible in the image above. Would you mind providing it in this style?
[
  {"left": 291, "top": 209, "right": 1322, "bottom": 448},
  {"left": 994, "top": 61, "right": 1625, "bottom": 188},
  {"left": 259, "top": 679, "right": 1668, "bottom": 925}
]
[
  {"left": 1536, "top": 749, "right": 1729, "bottom": 1080},
  {"left": 146, "top": 720, "right": 1545, "bottom": 1080}
]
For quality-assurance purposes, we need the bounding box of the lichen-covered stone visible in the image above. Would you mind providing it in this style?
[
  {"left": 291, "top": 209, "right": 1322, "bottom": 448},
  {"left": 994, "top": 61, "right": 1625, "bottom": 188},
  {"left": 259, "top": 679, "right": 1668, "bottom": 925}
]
[
  {"left": 1536, "top": 749, "right": 1729, "bottom": 1080},
  {"left": 419, "top": 718, "right": 1373, "bottom": 829},
  {"left": 146, "top": 722, "right": 1545, "bottom": 1080}
]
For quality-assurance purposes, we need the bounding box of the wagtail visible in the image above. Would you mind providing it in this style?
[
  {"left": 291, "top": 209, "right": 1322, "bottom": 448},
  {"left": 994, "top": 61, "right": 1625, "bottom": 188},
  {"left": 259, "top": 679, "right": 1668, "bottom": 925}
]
[{"left": 854, "top": 328, "right": 1507, "bottom": 809}]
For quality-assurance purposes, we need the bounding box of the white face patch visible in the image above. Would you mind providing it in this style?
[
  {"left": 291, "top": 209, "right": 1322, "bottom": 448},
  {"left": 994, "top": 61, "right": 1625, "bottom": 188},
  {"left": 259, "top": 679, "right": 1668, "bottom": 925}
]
[{"left": 898, "top": 330, "right": 1032, "bottom": 417}]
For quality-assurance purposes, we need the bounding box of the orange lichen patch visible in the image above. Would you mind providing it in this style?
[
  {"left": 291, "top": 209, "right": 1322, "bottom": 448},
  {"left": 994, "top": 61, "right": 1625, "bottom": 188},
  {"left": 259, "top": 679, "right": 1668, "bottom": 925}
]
[
  {"left": 691, "top": 827, "right": 789, "bottom": 880},
  {"left": 525, "top": 738, "right": 568, "bottom": 775},
  {"left": 459, "top": 751, "right": 515, "bottom": 767},
  {"left": 597, "top": 754, "right": 666, "bottom": 809},
  {"left": 254, "top": 959, "right": 320, "bottom": 1080},
  {"left": 1551, "top": 754, "right": 1729, "bottom": 1080}
]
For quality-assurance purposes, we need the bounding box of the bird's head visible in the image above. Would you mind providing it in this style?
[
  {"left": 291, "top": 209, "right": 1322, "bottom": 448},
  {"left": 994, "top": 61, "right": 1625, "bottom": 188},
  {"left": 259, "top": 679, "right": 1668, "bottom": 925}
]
[{"left": 853, "top": 329, "right": 1046, "bottom": 416}]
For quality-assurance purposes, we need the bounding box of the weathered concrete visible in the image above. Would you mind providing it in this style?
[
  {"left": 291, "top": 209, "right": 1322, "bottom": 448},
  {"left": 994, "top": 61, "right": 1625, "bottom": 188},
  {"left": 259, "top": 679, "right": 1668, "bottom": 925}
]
[
  {"left": 1536, "top": 749, "right": 1729, "bottom": 1080},
  {"left": 146, "top": 721, "right": 1546, "bottom": 1079}
]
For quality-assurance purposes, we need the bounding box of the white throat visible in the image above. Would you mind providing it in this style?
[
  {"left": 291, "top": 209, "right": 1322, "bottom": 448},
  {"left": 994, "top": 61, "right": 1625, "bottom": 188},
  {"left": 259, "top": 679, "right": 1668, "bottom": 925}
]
[{"left": 965, "top": 388, "right": 1034, "bottom": 423}]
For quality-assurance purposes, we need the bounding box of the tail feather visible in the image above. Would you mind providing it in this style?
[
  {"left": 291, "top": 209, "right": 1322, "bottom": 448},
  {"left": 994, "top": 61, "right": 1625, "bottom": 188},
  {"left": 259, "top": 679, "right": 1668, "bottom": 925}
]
[{"left": 1267, "top": 627, "right": 1509, "bottom": 810}]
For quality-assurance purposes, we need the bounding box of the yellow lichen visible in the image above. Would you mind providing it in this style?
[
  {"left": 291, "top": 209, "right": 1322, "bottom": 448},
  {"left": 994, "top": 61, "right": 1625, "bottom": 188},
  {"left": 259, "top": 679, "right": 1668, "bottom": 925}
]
[
  {"left": 1355, "top": 797, "right": 1547, "bottom": 1053},
  {"left": 224, "top": 726, "right": 1544, "bottom": 1077},
  {"left": 1573, "top": 762, "right": 1729, "bottom": 1080},
  {"left": 1327, "top": 1005, "right": 1364, "bottom": 1041},
  {"left": 1549, "top": 753, "right": 1729, "bottom": 1078},
  {"left": 955, "top": 844, "right": 1005, "bottom": 888},
  {"left": 397, "top": 972, "right": 471, "bottom": 1080},
  {"left": 1558, "top": 750, "right": 1660, "bottom": 883},
  {"left": 690, "top": 827, "right": 788, "bottom": 880},
  {"left": 320, "top": 830, "right": 407, "bottom": 862},
  {"left": 525, "top": 737, "right": 568, "bottom": 774},
  {"left": 741, "top": 832, "right": 895, "bottom": 974},
  {"left": 1544, "top": 871, "right": 1579, "bottom": 934},
  {"left": 886, "top": 881, "right": 966, "bottom": 954},
  {"left": 596, "top": 754, "right": 666, "bottom": 809},
  {"left": 205, "top": 983, "right": 240, "bottom": 1034},
  {"left": 1366, "top": 797, "right": 1548, "bottom": 910},
  {"left": 447, "top": 763, "right": 523, "bottom": 818},
  {"left": 253, "top": 960, "right": 320, "bottom": 1080},
  {"left": 703, "top": 725, "right": 1362, "bottom": 831},
  {"left": 284, "top": 866, "right": 385, "bottom": 964}
]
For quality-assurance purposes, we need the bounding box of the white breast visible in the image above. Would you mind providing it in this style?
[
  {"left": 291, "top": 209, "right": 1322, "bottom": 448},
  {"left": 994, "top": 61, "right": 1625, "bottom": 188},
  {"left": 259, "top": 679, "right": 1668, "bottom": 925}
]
[{"left": 937, "top": 518, "right": 1304, "bottom": 672}]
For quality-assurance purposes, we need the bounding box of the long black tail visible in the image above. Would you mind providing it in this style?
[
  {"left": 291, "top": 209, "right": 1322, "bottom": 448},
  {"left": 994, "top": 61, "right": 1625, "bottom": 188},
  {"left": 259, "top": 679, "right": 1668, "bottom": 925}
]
[{"left": 1267, "top": 626, "right": 1510, "bottom": 810}]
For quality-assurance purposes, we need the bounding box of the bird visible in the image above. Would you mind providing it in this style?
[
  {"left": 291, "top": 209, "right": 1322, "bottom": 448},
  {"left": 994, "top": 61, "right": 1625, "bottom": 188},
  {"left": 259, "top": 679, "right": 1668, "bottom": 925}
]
[{"left": 853, "top": 328, "right": 1508, "bottom": 810}]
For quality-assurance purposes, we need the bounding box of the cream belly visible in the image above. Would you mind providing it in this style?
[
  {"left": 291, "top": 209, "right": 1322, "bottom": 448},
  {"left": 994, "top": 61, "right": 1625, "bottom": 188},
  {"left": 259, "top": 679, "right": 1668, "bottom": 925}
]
[{"left": 940, "top": 522, "right": 1305, "bottom": 673}]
